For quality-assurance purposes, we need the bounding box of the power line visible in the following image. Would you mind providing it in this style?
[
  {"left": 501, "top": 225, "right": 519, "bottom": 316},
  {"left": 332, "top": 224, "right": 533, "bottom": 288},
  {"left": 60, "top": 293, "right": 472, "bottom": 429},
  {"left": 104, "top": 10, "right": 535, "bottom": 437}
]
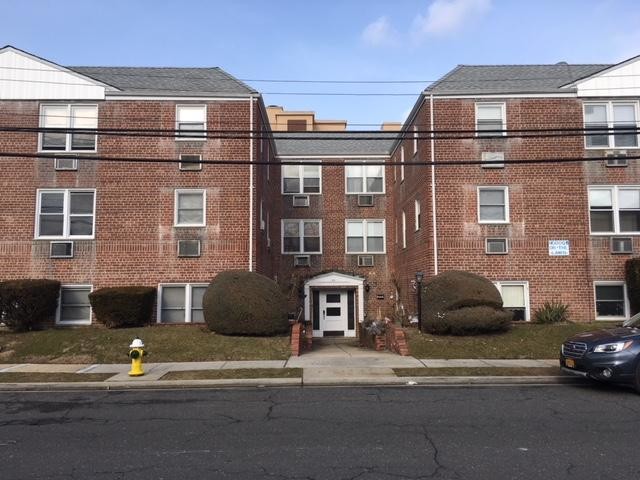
[
  {"left": 1, "top": 76, "right": 639, "bottom": 94},
  {"left": 2, "top": 64, "right": 640, "bottom": 84},
  {"left": 0, "top": 151, "right": 637, "bottom": 167},
  {"left": 0, "top": 125, "right": 637, "bottom": 142}
]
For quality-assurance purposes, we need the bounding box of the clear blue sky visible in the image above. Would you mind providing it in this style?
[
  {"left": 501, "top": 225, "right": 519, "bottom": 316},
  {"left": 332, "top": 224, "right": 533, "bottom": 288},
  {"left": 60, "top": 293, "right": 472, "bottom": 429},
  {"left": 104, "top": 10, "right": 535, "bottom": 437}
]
[{"left": 3, "top": 0, "right": 639, "bottom": 128}]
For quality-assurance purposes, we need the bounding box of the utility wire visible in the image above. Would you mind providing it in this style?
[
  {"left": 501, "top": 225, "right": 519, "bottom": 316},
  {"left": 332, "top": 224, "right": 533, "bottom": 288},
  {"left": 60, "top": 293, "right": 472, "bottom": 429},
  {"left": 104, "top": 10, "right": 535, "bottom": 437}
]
[
  {"left": 0, "top": 151, "right": 637, "bottom": 167},
  {"left": 0, "top": 125, "right": 637, "bottom": 141},
  {"left": 2, "top": 64, "right": 639, "bottom": 83},
  {"left": 0, "top": 76, "right": 639, "bottom": 94}
]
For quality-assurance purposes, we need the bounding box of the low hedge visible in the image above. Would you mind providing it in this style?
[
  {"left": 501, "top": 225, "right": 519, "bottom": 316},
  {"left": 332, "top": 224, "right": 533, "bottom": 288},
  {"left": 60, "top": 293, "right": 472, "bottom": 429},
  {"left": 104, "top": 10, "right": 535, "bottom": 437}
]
[
  {"left": 203, "top": 270, "right": 288, "bottom": 336},
  {"left": 89, "top": 286, "right": 156, "bottom": 328},
  {"left": 0, "top": 279, "right": 60, "bottom": 331},
  {"left": 425, "top": 306, "right": 513, "bottom": 335},
  {"left": 422, "top": 270, "right": 512, "bottom": 335}
]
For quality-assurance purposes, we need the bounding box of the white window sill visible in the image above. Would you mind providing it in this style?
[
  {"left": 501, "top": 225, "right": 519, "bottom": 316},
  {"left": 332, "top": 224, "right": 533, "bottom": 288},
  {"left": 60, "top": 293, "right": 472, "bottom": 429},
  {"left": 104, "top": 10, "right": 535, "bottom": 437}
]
[
  {"left": 56, "top": 320, "right": 91, "bottom": 326},
  {"left": 478, "top": 221, "right": 510, "bottom": 225},
  {"left": 346, "top": 192, "right": 386, "bottom": 195},
  {"left": 35, "top": 236, "right": 95, "bottom": 241},
  {"left": 39, "top": 149, "right": 97, "bottom": 154},
  {"left": 174, "top": 224, "right": 206, "bottom": 228},
  {"left": 282, "top": 252, "right": 322, "bottom": 255},
  {"left": 175, "top": 138, "right": 207, "bottom": 142},
  {"left": 590, "top": 232, "right": 640, "bottom": 236},
  {"left": 281, "top": 192, "right": 323, "bottom": 196},
  {"left": 595, "top": 316, "right": 628, "bottom": 321}
]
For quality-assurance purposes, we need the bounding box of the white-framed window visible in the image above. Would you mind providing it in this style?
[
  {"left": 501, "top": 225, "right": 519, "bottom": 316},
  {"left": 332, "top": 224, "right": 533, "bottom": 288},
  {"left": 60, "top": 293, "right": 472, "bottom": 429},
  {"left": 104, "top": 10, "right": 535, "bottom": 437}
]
[
  {"left": 478, "top": 186, "right": 509, "bottom": 223},
  {"left": 413, "top": 125, "right": 418, "bottom": 154},
  {"left": 282, "top": 219, "right": 322, "bottom": 254},
  {"left": 282, "top": 163, "right": 321, "bottom": 194},
  {"left": 39, "top": 104, "right": 97, "bottom": 152},
  {"left": 179, "top": 154, "right": 202, "bottom": 171},
  {"left": 414, "top": 200, "right": 421, "bottom": 231},
  {"left": 57, "top": 285, "right": 92, "bottom": 325},
  {"left": 493, "top": 281, "right": 529, "bottom": 321},
  {"left": 401, "top": 211, "right": 407, "bottom": 248},
  {"left": 176, "top": 105, "right": 206, "bottom": 140},
  {"left": 400, "top": 146, "right": 405, "bottom": 181},
  {"left": 174, "top": 189, "right": 206, "bottom": 227},
  {"left": 346, "top": 219, "right": 385, "bottom": 254},
  {"left": 476, "top": 103, "right": 506, "bottom": 136},
  {"left": 158, "top": 283, "right": 207, "bottom": 323},
  {"left": 589, "top": 186, "right": 640, "bottom": 234},
  {"left": 584, "top": 102, "right": 639, "bottom": 149},
  {"left": 345, "top": 163, "right": 384, "bottom": 194},
  {"left": 35, "top": 189, "right": 96, "bottom": 239},
  {"left": 594, "top": 281, "right": 629, "bottom": 320}
]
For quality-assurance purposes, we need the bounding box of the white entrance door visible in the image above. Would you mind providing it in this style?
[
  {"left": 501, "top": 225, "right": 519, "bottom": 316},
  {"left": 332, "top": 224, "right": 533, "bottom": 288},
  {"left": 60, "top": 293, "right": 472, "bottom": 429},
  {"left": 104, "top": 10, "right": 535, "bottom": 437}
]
[{"left": 319, "top": 291, "right": 348, "bottom": 334}]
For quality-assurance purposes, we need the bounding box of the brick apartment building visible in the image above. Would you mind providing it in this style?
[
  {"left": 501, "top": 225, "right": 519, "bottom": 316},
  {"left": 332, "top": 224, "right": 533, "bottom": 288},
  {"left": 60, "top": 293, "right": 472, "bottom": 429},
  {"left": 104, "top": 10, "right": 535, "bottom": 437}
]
[
  {"left": 392, "top": 58, "right": 640, "bottom": 323},
  {"left": 1, "top": 45, "right": 639, "bottom": 333},
  {"left": 0, "top": 46, "right": 276, "bottom": 327}
]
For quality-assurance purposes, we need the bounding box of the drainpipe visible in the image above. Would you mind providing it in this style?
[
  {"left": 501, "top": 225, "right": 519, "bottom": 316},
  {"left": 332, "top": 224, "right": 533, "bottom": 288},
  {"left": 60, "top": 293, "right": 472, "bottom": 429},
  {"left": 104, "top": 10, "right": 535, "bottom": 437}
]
[
  {"left": 430, "top": 94, "right": 439, "bottom": 275},
  {"left": 248, "top": 95, "right": 255, "bottom": 272}
]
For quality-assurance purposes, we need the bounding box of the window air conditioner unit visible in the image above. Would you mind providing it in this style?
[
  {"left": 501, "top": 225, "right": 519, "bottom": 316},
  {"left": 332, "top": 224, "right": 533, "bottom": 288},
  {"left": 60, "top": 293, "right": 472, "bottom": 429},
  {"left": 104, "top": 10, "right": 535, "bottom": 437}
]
[
  {"left": 357, "top": 194, "right": 374, "bottom": 207},
  {"left": 357, "top": 255, "right": 374, "bottom": 267},
  {"left": 292, "top": 195, "right": 309, "bottom": 207},
  {"left": 294, "top": 255, "right": 310, "bottom": 267},
  {"left": 177, "top": 239, "right": 201, "bottom": 257},
  {"left": 611, "top": 237, "right": 633, "bottom": 254},
  {"left": 54, "top": 156, "right": 78, "bottom": 171},
  {"left": 50, "top": 241, "right": 73, "bottom": 258},
  {"left": 481, "top": 152, "right": 505, "bottom": 168},
  {"left": 605, "top": 150, "right": 628, "bottom": 167},
  {"left": 485, "top": 238, "right": 508, "bottom": 254}
]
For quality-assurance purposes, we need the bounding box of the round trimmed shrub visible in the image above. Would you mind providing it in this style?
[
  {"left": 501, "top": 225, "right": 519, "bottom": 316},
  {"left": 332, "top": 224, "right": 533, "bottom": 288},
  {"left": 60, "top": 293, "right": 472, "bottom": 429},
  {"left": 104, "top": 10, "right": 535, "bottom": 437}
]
[
  {"left": 203, "top": 270, "right": 288, "bottom": 336},
  {"left": 421, "top": 270, "right": 512, "bottom": 335},
  {"left": 0, "top": 279, "right": 60, "bottom": 331},
  {"left": 88, "top": 286, "right": 156, "bottom": 328}
]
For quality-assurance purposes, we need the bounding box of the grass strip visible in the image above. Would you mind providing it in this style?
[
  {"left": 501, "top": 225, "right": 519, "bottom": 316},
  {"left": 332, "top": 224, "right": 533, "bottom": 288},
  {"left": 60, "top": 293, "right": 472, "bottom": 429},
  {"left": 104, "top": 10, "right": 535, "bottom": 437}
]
[
  {"left": 0, "top": 372, "right": 113, "bottom": 383},
  {"left": 161, "top": 368, "right": 302, "bottom": 380},
  {"left": 0, "top": 326, "right": 290, "bottom": 364},
  {"left": 394, "top": 367, "right": 563, "bottom": 377},
  {"left": 406, "top": 322, "right": 614, "bottom": 359}
]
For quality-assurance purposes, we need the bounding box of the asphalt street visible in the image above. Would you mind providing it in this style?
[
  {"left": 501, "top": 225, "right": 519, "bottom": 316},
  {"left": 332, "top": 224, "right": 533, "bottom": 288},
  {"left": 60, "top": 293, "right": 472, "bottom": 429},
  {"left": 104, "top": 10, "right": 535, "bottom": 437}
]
[{"left": 1, "top": 383, "right": 639, "bottom": 479}]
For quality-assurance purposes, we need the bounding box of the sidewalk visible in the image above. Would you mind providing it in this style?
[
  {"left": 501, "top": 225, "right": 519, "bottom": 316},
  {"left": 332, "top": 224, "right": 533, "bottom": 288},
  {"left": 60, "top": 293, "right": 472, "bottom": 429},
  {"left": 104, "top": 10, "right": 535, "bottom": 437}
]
[{"left": 0, "top": 341, "right": 576, "bottom": 390}]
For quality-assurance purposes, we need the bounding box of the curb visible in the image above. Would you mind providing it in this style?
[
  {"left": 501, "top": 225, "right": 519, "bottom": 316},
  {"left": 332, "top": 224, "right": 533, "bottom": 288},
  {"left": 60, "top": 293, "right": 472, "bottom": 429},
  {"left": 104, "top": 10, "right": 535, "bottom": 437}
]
[{"left": 0, "top": 375, "right": 586, "bottom": 391}]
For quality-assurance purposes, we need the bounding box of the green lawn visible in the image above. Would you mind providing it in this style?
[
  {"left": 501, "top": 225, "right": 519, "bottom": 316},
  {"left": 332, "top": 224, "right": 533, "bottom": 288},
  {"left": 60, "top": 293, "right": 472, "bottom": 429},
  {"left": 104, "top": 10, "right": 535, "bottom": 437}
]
[
  {"left": 407, "top": 322, "right": 616, "bottom": 359},
  {"left": 0, "top": 326, "right": 290, "bottom": 364}
]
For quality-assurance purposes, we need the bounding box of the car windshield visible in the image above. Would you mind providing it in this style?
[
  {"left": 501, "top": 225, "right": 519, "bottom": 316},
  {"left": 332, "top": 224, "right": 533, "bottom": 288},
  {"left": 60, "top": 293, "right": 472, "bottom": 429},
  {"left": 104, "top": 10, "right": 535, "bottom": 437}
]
[{"left": 623, "top": 311, "right": 640, "bottom": 328}]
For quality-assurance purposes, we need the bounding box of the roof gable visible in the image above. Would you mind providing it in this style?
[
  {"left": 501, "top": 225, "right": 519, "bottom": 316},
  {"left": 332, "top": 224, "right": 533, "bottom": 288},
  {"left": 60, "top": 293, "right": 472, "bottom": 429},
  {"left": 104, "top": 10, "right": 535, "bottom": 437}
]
[
  {"left": 564, "top": 54, "right": 640, "bottom": 98},
  {"left": 0, "top": 45, "right": 114, "bottom": 100}
]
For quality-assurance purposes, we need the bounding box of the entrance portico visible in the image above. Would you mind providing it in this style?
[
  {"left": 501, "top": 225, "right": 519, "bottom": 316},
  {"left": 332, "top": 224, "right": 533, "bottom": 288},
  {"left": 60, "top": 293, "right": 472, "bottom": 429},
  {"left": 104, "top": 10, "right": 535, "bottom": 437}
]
[{"left": 303, "top": 272, "right": 365, "bottom": 338}]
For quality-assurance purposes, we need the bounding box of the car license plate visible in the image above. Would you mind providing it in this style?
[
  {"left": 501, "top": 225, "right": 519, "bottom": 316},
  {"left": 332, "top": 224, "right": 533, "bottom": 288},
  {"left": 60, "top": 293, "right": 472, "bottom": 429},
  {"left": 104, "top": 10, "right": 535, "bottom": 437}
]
[{"left": 565, "top": 358, "right": 575, "bottom": 368}]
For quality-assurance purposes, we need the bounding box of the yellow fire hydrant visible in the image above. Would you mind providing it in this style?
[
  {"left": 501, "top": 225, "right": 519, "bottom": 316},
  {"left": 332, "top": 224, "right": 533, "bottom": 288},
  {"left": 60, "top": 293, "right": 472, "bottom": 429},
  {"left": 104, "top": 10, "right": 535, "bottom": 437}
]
[{"left": 128, "top": 337, "right": 147, "bottom": 377}]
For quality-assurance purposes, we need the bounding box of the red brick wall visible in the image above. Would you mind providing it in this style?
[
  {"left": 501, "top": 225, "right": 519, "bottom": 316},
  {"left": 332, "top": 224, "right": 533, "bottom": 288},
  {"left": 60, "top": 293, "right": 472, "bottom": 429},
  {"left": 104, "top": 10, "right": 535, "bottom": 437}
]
[
  {"left": 0, "top": 98, "right": 259, "bottom": 322},
  {"left": 392, "top": 96, "right": 640, "bottom": 322},
  {"left": 275, "top": 158, "right": 396, "bottom": 322}
]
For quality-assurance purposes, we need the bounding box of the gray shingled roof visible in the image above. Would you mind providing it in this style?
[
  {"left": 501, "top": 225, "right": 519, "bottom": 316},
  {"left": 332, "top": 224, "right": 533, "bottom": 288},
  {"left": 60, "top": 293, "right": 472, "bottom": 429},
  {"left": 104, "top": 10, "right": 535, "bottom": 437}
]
[
  {"left": 275, "top": 132, "right": 397, "bottom": 157},
  {"left": 425, "top": 64, "right": 611, "bottom": 95},
  {"left": 69, "top": 66, "right": 257, "bottom": 96}
]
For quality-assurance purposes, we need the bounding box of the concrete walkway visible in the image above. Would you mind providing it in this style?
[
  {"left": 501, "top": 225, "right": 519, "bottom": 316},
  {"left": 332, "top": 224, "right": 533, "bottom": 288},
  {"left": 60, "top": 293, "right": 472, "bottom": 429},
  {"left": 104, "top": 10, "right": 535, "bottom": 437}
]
[{"left": 0, "top": 338, "right": 571, "bottom": 390}]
